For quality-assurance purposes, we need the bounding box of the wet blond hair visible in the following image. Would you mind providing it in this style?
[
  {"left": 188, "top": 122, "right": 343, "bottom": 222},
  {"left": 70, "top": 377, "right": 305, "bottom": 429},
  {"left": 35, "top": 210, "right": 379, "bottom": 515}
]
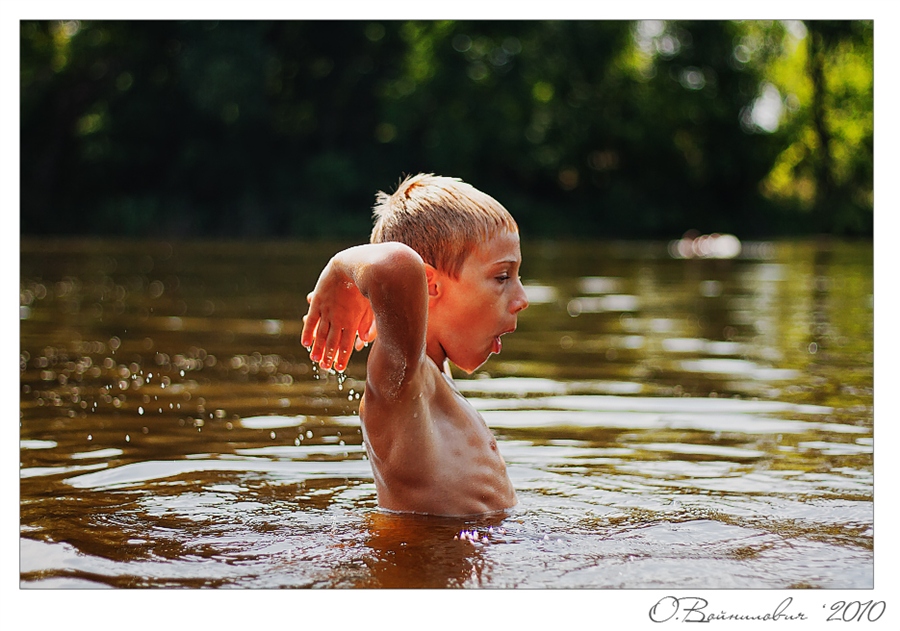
[{"left": 370, "top": 173, "right": 518, "bottom": 279}]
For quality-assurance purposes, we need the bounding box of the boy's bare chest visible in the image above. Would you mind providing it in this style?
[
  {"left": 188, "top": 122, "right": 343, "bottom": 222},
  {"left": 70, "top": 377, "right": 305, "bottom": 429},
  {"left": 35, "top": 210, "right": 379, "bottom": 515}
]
[{"left": 430, "top": 377, "right": 501, "bottom": 453}]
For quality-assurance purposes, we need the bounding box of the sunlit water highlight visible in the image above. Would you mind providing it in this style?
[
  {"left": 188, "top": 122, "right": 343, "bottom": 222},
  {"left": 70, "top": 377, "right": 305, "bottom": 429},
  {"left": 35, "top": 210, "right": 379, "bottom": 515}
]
[{"left": 20, "top": 238, "right": 873, "bottom": 588}]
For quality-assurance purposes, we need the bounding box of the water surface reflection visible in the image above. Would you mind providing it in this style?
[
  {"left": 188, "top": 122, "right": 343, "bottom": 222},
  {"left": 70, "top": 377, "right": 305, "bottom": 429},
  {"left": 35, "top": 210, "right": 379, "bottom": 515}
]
[{"left": 20, "top": 238, "right": 873, "bottom": 588}]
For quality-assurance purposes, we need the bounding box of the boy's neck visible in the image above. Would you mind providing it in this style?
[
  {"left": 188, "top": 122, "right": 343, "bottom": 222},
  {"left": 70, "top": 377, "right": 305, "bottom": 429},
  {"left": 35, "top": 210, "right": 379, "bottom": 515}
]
[
  {"left": 427, "top": 354, "right": 453, "bottom": 378},
  {"left": 425, "top": 338, "right": 450, "bottom": 376}
]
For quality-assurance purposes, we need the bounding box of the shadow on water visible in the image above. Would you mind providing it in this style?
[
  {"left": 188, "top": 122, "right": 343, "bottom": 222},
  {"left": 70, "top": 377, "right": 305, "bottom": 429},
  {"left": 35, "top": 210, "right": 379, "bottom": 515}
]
[{"left": 19, "top": 238, "right": 873, "bottom": 588}]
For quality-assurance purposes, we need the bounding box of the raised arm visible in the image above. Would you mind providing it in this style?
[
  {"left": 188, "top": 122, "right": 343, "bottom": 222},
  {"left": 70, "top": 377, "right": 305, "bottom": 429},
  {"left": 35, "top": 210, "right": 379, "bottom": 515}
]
[{"left": 300, "top": 242, "right": 428, "bottom": 382}]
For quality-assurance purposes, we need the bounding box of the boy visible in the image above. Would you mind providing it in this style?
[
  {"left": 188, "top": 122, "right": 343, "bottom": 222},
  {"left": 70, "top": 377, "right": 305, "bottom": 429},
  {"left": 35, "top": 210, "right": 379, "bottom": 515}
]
[{"left": 300, "top": 174, "right": 529, "bottom": 516}]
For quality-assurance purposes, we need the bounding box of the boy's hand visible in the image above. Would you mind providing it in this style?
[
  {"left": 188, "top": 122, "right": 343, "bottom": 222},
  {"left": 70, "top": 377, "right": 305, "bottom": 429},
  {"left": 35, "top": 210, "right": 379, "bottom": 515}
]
[{"left": 300, "top": 260, "right": 377, "bottom": 372}]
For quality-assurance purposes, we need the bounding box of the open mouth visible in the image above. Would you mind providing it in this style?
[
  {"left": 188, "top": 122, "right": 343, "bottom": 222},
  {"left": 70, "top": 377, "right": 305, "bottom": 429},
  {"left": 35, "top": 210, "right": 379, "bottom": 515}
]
[{"left": 491, "top": 327, "right": 516, "bottom": 355}]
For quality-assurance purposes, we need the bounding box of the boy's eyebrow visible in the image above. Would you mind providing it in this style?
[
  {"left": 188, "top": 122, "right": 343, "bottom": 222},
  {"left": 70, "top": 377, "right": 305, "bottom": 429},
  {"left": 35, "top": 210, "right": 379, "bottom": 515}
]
[{"left": 490, "top": 258, "right": 520, "bottom": 268}]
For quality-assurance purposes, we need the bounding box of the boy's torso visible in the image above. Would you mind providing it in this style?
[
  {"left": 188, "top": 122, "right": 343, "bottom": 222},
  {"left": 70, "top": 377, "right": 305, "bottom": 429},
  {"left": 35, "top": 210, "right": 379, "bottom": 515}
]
[{"left": 359, "top": 358, "right": 517, "bottom": 516}]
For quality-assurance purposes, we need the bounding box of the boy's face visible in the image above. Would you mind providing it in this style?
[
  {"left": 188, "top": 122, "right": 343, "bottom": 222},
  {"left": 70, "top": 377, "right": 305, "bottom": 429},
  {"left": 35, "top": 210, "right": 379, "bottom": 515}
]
[{"left": 427, "top": 229, "right": 529, "bottom": 373}]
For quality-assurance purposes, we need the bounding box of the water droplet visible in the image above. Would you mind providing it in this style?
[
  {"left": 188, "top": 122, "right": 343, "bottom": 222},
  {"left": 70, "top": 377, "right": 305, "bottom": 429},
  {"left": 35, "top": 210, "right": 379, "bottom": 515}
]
[
  {"left": 125, "top": 434, "right": 130, "bottom": 442},
  {"left": 138, "top": 406, "right": 144, "bottom": 415},
  {"left": 270, "top": 431, "right": 276, "bottom": 439}
]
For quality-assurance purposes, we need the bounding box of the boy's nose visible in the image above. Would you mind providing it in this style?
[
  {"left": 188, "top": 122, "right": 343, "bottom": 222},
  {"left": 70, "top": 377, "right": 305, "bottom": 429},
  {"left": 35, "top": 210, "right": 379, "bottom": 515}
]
[{"left": 510, "top": 280, "right": 529, "bottom": 313}]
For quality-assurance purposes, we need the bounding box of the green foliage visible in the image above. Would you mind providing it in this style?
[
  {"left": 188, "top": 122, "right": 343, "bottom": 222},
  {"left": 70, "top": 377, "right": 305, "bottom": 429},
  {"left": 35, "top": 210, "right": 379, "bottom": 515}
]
[{"left": 20, "top": 20, "right": 873, "bottom": 239}]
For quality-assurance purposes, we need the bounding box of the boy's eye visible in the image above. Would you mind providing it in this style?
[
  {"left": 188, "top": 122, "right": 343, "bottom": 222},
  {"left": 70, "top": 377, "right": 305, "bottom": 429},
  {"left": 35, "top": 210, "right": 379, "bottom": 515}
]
[{"left": 496, "top": 274, "right": 510, "bottom": 283}]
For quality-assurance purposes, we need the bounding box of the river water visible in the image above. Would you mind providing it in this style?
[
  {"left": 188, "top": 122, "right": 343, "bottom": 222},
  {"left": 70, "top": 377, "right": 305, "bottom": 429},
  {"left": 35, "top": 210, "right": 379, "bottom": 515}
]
[{"left": 19, "top": 237, "right": 874, "bottom": 591}]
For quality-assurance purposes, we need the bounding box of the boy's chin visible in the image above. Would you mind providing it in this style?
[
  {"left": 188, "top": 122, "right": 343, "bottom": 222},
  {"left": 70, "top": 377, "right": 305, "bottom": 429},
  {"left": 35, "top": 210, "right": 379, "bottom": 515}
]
[
  {"left": 452, "top": 355, "right": 491, "bottom": 375},
  {"left": 442, "top": 341, "right": 496, "bottom": 375}
]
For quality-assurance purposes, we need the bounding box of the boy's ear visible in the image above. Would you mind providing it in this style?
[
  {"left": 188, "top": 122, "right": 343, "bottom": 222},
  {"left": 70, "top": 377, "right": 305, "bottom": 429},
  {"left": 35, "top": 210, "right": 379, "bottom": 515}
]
[{"left": 424, "top": 263, "right": 441, "bottom": 298}]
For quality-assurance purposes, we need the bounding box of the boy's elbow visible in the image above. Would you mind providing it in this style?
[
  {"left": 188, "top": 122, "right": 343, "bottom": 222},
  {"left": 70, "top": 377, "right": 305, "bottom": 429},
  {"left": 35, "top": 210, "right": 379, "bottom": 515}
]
[
  {"left": 381, "top": 242, "right": 423, "bottom": 268},
  {"left": 368, "top": 243, "right": 425, "bottom": 288}
]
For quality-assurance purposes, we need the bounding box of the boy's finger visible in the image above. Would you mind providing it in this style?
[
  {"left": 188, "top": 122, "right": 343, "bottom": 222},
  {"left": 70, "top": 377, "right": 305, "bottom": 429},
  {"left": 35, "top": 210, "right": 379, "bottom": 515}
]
[
  {"left": 358, "top": 309, "right": 376, "bottom": 343},
  {"left": 320, "top": 323, "right": 343, "bottom": 370},
  {"left": 300, "top": 311, "right": 318, "bottom": 348},
  {"left": 335, "top": 338, "right": 353, "bottom": 372},
  {"left": 309, "top": 319, "right": 330, "bottom": 363}
]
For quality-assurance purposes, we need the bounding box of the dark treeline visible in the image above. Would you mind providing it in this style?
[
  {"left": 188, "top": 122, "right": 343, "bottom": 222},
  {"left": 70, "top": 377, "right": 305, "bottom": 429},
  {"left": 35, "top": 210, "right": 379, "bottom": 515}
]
[{"left": 20, "top": 20, "right": 873, "bottom": 240}]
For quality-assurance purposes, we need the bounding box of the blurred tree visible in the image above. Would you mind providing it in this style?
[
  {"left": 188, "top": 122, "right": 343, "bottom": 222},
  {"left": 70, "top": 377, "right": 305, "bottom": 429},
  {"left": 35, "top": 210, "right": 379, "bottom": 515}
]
[
  {"left": 19, "top": 20, "right": 873, "bottom": 239},
  {"left": 751, "top": 21, "right": 873, "bottom": 234}
]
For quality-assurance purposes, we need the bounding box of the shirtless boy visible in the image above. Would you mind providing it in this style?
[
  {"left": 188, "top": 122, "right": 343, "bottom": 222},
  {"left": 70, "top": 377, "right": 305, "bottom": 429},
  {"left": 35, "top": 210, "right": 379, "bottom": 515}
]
[{"left": 300, "top": 174, "right": 529, "bottom": 516}]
